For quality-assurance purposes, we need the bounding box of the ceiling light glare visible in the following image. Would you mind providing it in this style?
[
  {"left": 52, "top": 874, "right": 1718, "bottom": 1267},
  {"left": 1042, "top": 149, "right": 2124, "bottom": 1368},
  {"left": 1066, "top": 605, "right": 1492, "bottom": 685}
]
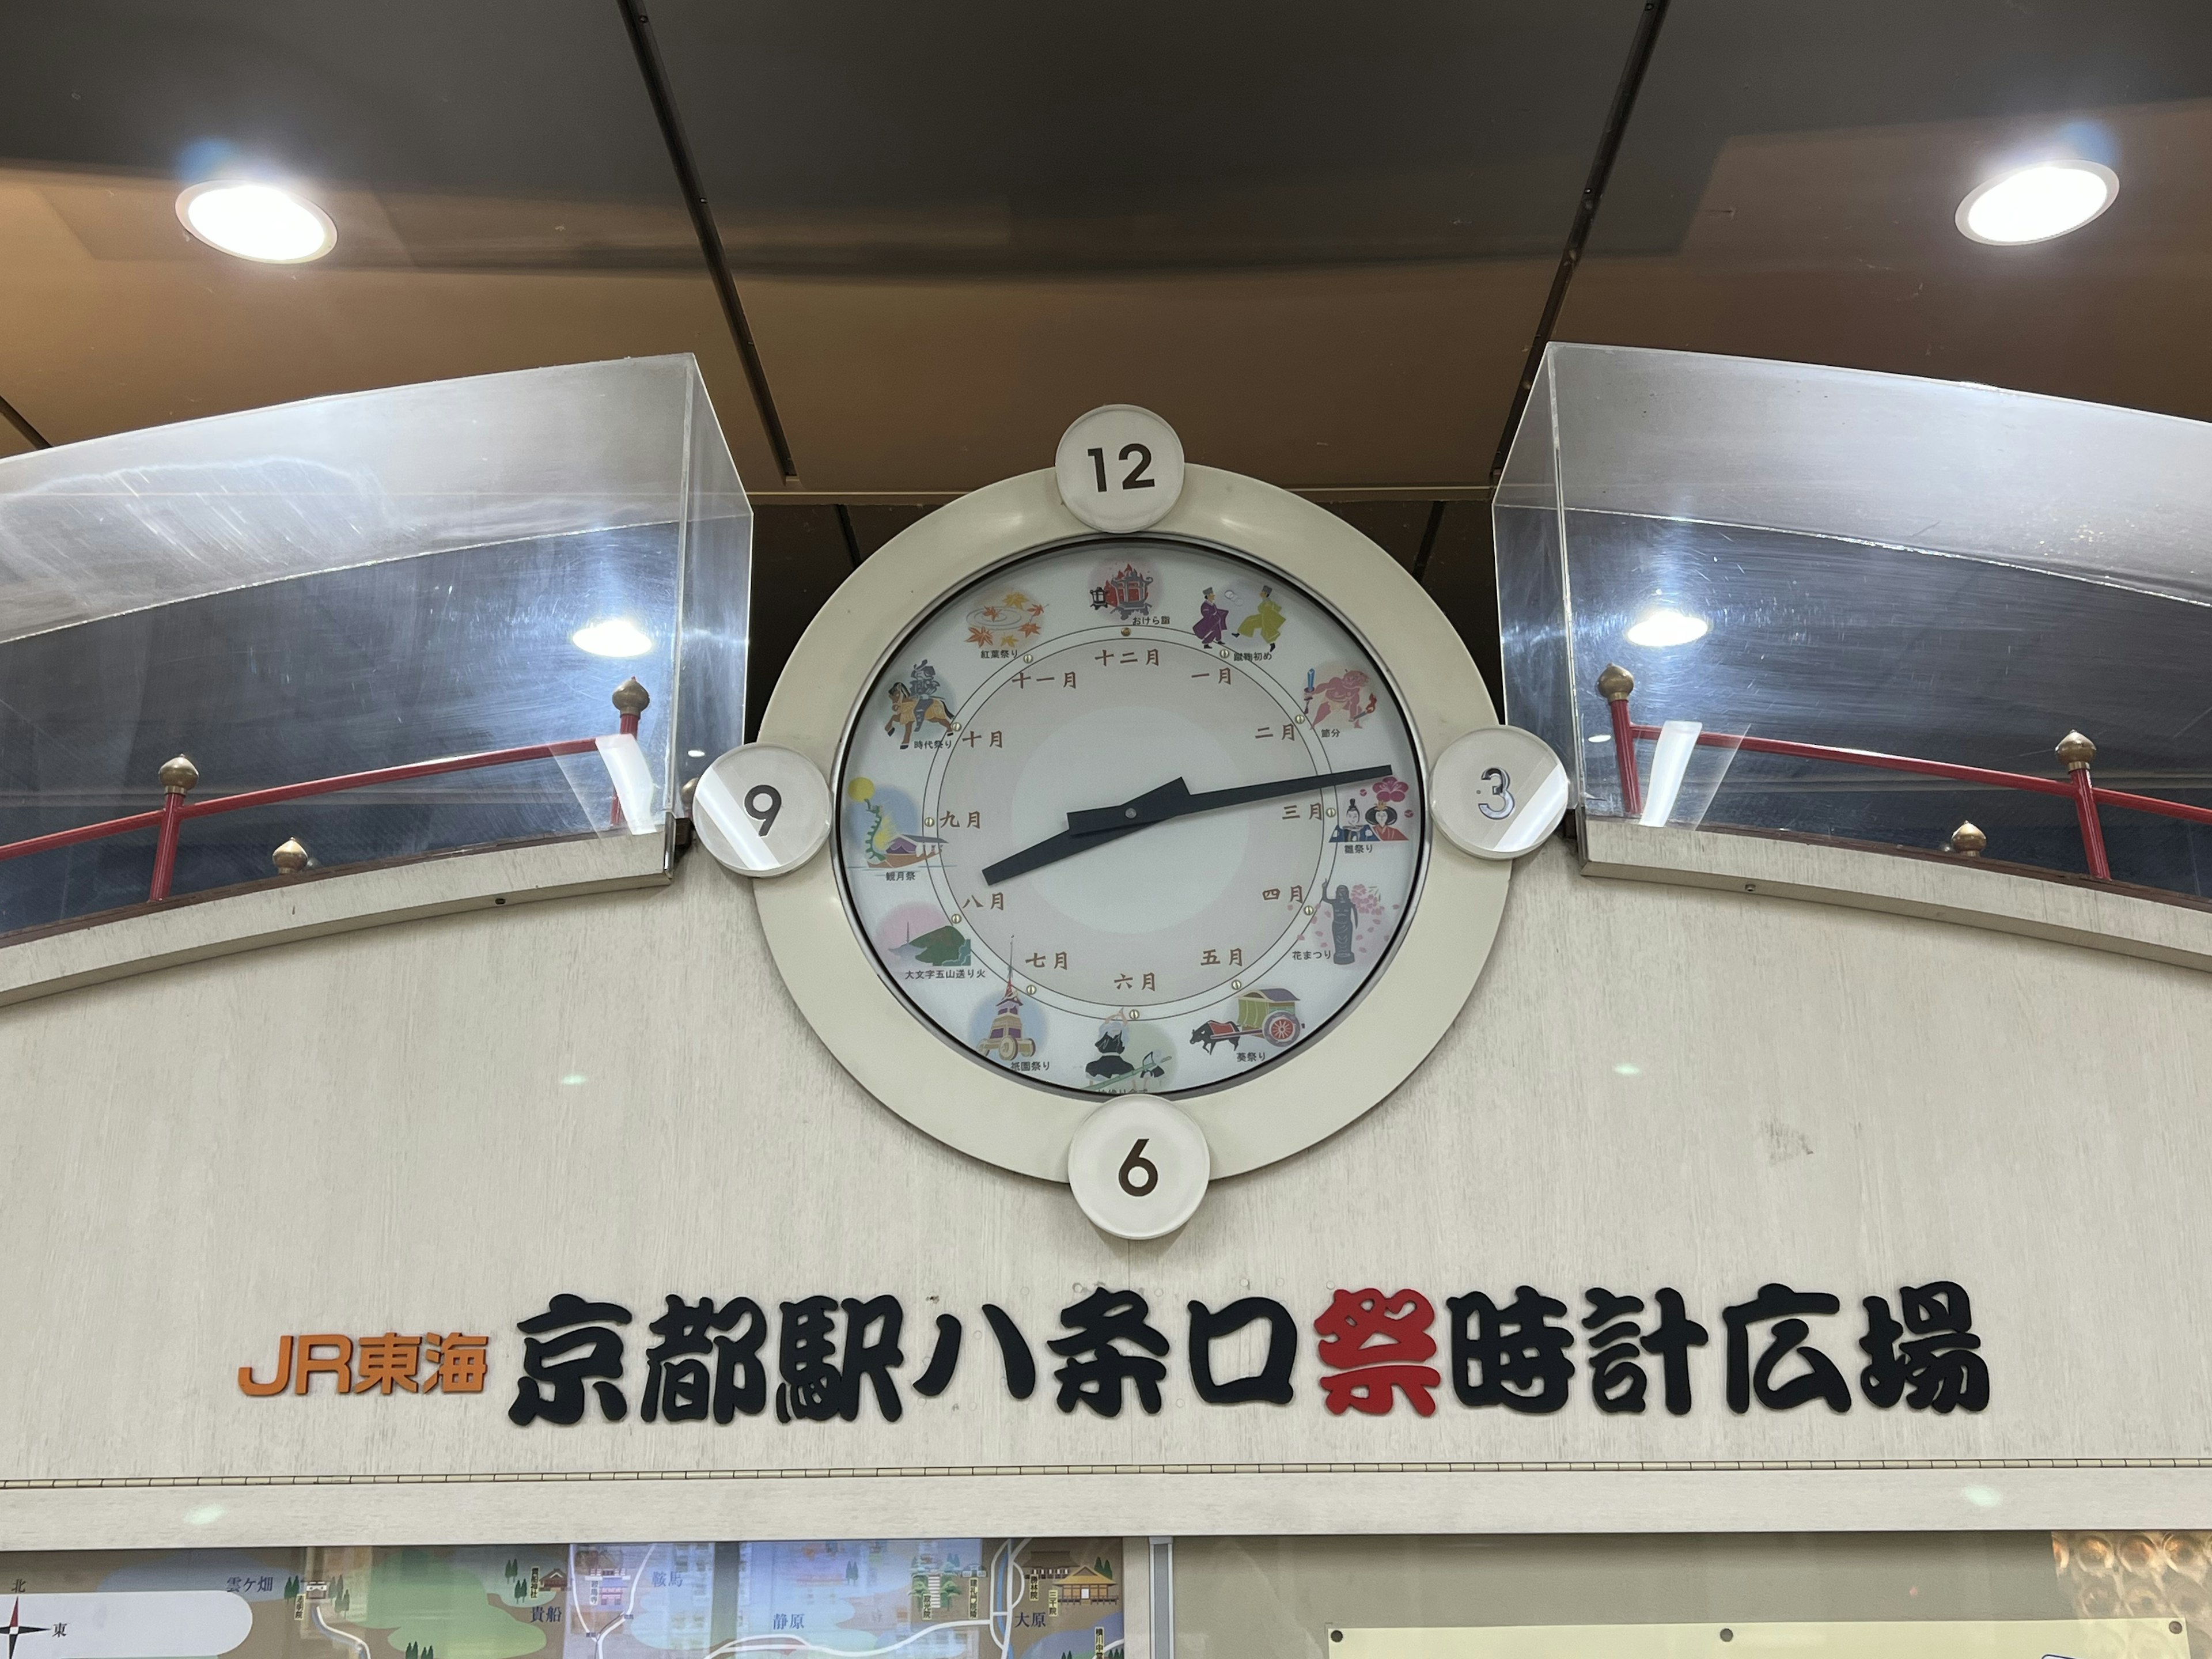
[
  {"left": 571, "top": 618, "right": 654, "bottom": 658},
  {"left": 1624, "top": 607, "right": 1709, "bottom": 648},
  {"left": 1956, "top": 161, "right": 2117, "bottom": 245},
  {"left": 175, "top": 181, "right": 337, "bottom": 263}
]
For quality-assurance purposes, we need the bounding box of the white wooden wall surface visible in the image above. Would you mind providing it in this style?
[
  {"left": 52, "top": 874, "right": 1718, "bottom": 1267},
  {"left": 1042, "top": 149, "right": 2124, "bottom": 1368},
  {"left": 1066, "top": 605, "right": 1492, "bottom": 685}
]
[{"left": 1, "top": 841, "right": 2208, "bottom": 1547}]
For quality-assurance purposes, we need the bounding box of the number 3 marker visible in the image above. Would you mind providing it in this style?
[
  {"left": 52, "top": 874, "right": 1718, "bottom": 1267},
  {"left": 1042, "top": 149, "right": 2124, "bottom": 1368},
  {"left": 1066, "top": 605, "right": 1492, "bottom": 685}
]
[{"left": 1430, "top": 726, "right": 1570, "bottom": 860}]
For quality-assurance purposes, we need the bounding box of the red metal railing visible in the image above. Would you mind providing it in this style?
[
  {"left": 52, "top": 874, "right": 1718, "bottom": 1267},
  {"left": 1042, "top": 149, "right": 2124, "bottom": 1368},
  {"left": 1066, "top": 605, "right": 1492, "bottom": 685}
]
[
  {"left": 1596, "top": 663, "right": 2212, "bottom": 882},
  {"left": 0, "top": 677, "right": 650, "bottom": 904}
]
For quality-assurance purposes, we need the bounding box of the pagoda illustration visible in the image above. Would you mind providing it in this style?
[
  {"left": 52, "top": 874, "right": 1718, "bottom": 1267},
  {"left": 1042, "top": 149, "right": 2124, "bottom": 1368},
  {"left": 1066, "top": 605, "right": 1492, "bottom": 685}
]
[{"left": 978, "top": 973, "right": 1037, "bottom": 1061}]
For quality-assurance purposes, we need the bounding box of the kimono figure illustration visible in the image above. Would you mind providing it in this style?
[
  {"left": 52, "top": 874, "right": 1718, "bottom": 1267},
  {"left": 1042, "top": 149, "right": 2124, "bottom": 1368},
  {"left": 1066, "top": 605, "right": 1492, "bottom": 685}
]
[
  {"left": 1236, "top": 584, "right": 1285, "bottom": 645},
  {"left": 1193, "top": 586, "right": 1232, "bottom": 647}
]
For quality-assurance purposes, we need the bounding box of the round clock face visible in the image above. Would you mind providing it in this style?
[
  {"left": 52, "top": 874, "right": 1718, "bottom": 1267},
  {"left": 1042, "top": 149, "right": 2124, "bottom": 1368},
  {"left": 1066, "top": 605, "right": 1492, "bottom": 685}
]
[{"left": 835, "top": 537, "right": 1426, "bottom": 1099}]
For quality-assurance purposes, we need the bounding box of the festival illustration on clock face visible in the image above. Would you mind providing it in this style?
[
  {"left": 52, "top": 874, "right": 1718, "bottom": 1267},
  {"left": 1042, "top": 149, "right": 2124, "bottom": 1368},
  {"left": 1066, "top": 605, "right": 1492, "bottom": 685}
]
[{"left": 836, "top": 539, "right": 1426, "bottom": 1098}]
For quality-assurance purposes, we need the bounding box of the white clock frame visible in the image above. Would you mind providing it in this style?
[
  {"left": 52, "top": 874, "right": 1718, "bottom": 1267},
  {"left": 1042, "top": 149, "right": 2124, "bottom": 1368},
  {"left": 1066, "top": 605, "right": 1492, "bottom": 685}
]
[{"left": 753, "top": 464, "right": 1508, "bottom": 1180}]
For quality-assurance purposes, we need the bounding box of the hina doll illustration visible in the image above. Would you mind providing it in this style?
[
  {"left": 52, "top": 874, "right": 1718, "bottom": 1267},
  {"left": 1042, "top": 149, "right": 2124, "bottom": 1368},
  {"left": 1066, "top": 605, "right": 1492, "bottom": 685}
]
[{"left": 1365, "top": 775, "right": 1412, "bottom": 840}]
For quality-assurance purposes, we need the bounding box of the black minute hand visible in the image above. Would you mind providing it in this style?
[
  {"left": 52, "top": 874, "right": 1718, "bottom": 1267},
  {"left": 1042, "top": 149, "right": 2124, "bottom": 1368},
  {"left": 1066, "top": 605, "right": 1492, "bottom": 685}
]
[
  {"left": 1067, "top": 765, "right": 1392, "bottom": 835},
  {"left": 980, "top": 764, "right": 1393, "bottom": 885}
]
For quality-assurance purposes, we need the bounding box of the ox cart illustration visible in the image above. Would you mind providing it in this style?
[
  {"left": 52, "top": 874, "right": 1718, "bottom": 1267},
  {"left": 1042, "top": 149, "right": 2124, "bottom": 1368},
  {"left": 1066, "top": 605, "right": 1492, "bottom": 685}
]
[{"left": 1190, "top": 987, "right": 1301, "bottom": 1053}]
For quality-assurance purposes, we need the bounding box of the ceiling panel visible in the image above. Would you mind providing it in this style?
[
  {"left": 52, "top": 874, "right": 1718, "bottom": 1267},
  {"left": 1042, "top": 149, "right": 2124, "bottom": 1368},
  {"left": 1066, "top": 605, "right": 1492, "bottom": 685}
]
[
  {"left": 650, "top": 0, "right": 1648, "bottom": 491},
  {"left": 1559, "top": 0, "right": 2212, "bottom": 422},
  {"left": 733, "top": 261, "right": 1558, "bottom": 492},
  {"left": 0, "top": 1, "right": 782, "bottom": 488}
]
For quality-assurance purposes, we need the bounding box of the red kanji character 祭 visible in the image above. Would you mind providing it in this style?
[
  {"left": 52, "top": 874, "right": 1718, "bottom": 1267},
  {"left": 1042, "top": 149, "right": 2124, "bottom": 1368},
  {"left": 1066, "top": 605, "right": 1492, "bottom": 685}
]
[{"left": 1313, "top": 1287, "right": 1441, "bottom": 1416}]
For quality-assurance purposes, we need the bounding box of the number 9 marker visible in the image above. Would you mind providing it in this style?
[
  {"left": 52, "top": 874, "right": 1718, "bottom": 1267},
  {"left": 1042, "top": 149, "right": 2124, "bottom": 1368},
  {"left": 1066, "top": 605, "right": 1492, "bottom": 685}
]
[{"left": 693, "top": 744, "right": 832, "bottom": 876}]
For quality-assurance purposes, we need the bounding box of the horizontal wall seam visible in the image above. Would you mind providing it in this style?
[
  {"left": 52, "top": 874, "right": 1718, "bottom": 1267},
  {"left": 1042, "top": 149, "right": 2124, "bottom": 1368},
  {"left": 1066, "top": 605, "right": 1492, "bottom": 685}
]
[{"left": 9, "top": 1457, "right": 2212, "bottom": 1490}]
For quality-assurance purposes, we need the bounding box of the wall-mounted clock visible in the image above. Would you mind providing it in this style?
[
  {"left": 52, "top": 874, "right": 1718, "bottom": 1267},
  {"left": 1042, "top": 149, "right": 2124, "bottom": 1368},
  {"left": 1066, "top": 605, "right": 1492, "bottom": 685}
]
[{"left": 738, "top": 411, "right": 1549, "bottom": 1210}]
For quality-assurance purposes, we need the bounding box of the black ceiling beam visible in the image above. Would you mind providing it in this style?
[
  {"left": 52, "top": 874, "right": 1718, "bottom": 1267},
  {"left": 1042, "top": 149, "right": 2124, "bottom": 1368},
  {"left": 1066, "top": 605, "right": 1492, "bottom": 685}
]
[
  {"left": 0, "top": 391, "right": 50, "bottom": 450},
  {"left": 1487, "top": 0, "right": 1673, "bottom": 485},
  {"left": 615, "top": 0, "right": 802, "bottom": 484},
  {"left": 1410, "top": 499, "right": 1449, "bottom": 584}
]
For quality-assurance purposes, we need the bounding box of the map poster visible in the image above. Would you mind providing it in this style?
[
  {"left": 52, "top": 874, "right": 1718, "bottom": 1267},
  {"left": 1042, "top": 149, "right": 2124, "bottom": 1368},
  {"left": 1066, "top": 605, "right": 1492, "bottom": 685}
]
[{"left": 0, "top": 1538, "right": 1127, "bottom": 1659}]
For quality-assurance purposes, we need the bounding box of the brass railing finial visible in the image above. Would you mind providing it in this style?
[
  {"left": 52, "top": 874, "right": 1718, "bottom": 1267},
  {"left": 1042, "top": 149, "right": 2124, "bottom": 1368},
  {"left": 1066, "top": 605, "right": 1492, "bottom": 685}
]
[
  {"left": 158, "top": 755, "right": 199, "bottom": 794},
  {"left": 272, "top": 838, "right": 310, "bottom": 875},
  {"left": 1947, "top": 821, "right": 1987, "bottom": 857}
]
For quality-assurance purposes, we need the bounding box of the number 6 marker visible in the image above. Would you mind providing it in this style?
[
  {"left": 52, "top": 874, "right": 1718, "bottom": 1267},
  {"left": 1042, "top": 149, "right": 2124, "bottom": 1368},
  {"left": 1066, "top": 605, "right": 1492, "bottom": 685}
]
[
  {"left": 1118, "top": 1138, "right": 1159, "bottom": 1196},
  {"left": 1069, "top": 1097, "right": 1210, "bottom": 1239}
]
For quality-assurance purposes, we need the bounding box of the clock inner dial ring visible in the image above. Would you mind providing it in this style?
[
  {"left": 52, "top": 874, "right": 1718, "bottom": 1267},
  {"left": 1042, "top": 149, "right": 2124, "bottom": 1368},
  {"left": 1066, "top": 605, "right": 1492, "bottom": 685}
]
[{"left": 836, "top": 539, "right": 1424, "bottom": 1100}]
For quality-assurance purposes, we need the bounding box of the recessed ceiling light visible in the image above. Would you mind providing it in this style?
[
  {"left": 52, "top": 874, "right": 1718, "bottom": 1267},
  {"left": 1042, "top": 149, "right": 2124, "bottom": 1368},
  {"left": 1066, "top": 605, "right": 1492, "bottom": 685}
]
[
  {"left": 1624, "top": 607, "right": 1709, "bottom": 648},
  {"left": 175, "top": 181, "right": 337, "bottom": 263},
  {"left": 1956, "top": 161, "right": 2117, "bottom": 245},
  {"left": 571, "top": 618, "right": 654, "bottom": 658}
]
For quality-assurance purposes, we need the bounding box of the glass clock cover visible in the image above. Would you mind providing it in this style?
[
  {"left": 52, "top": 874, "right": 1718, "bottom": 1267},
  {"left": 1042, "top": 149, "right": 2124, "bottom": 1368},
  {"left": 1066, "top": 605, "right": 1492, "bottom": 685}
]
[{"left": 836, "top": 539, "right": 1425, "bottom": 1098}]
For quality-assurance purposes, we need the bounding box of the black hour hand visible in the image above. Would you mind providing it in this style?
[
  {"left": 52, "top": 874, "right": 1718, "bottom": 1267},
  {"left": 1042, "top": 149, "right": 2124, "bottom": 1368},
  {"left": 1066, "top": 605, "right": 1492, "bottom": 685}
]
[{"left": 1065, "top": 777, "right": 1193, "bottom": 836}]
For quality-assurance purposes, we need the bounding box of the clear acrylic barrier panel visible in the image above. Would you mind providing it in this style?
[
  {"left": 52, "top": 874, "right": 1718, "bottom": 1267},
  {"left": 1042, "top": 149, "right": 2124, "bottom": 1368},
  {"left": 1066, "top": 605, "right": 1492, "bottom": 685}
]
[
  {"left": 1498, "top": 344, "right": 2212, "bottom": 902},
  {"left": 0, "top": 357, "right": 750, "bottom": 938}
]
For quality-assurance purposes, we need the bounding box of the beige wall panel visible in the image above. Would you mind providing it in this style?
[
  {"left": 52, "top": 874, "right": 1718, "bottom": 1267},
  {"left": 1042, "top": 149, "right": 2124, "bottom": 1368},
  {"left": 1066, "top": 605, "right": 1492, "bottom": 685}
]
[
  {"left": 738, "top": 261, "right": 1555, "bottom": 494},
  {"left": 1, "top": 843, "right": 2209, "bottom": 1542},
  {"left": 13, "top": 1467, "right": 2212, "bottom": 1556},
  {"left": 0, "top": 168, "right": 785, "bottom": 493}
]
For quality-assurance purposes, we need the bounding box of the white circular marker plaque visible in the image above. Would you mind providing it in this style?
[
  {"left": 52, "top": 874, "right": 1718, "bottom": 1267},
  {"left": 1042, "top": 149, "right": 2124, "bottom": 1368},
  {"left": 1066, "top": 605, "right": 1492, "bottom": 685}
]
[
  {"left": 1054, "top": 404, "right": 1185, "bottom": 533},
  {"left": 1067, "top": 1095, "right": 1211, "bottom": 1240},
  {"left": 1431, "top": 725, "right": 1572, "bottom": 859},
  {"left": 693, "top": 744, "right": 832, "bottom": 876}
]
